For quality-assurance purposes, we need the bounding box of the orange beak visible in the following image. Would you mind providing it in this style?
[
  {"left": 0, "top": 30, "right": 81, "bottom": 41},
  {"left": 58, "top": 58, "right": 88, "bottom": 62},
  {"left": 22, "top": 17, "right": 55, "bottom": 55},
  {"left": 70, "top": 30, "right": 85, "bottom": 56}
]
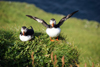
[
  {"left": 52, "top": 23, "right": 54, "bottom": 27},
  {"left": 23, "top": 31, "right": 25, "bottom": 35}
]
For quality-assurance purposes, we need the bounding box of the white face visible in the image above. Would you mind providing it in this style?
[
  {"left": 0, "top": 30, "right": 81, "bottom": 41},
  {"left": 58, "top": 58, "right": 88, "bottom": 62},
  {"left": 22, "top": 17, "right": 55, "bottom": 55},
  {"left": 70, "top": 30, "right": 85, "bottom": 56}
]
[
  {"left": 21, "top": 28, "right": 27, "bottom": 33},
  {"left": 50, "top": 20, "right": 56, "bottom": 25}
]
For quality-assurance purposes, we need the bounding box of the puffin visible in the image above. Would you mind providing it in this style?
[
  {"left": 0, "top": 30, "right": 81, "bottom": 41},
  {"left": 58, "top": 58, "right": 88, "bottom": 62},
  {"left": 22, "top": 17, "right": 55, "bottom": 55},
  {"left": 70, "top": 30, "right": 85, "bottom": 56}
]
[
  {"left": 26, "top": 10, "right": 78, "bottom": 41},
  {"left": 19, "top": 26, "right": 34, "bottom": 41}
]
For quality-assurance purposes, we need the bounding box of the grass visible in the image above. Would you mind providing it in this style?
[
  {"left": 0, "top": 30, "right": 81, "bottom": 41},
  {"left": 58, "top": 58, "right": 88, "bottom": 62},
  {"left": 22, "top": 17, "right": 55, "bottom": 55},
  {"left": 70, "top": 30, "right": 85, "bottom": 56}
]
[
  {"left": 0, "top": 1, "right": 100, "bottom": 67},
  {"left": 0, "top": 30, "right": 79, "bottom": 67}
]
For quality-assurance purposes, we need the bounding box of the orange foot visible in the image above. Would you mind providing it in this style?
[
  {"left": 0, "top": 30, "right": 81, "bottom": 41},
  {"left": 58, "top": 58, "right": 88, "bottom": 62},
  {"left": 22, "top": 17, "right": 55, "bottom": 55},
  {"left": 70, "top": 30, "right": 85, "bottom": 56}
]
[
  {"left": 50, "top": 37, "right": 55, "bottom": 42},
  {"left": 56, "top": 37, "right": 59, "bottom": 41},
  {"left": 51, "top": 39, "right": 55, "bottom": 42}
]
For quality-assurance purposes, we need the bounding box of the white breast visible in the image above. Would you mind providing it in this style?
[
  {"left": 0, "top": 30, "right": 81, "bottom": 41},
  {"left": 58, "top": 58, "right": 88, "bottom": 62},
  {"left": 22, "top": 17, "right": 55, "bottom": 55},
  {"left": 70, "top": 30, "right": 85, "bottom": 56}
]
[
  {"left": 46, "top": 28, "right": 61, "bottom": 37},
  {"left": 19, "top": 35, "right": 33, "bottom": 41}
]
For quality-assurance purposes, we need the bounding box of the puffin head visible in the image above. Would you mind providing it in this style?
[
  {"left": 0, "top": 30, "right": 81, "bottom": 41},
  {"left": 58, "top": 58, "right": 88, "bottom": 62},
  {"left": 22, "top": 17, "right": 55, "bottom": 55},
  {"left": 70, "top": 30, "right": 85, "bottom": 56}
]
[
  {"left": 50, "top": 18, "right": 56, "bottom": 27},
  {"left": 21, "top": 26, "right": 27, "bottom": 35}
]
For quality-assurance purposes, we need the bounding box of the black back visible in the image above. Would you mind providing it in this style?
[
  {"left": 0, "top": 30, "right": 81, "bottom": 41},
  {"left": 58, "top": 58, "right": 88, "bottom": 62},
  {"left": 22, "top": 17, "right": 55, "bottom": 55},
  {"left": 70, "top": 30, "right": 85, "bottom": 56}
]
[{"left": 20, "top": 26, "right": 34, "bottom": 36}]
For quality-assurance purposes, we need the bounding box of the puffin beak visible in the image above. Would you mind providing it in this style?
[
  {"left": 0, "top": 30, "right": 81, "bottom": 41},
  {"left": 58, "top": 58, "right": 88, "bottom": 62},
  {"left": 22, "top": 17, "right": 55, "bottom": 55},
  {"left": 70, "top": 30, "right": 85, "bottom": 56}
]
[
  {"left": 23, "top": 31, "right": 25, "bottom": 35},
  {"left": 52, "top": 22, "right": 54, "bottom": 27}
]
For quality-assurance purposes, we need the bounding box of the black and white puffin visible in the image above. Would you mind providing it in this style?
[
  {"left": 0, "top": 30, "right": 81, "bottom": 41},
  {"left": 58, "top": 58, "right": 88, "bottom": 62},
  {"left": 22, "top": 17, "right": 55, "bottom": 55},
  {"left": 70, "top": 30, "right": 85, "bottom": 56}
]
[
  {"left": 26, "top": 10, "right": 78, "bottom": 41},
  {"left": 19, "top": 26, "right": 34, "bottom": 41}
]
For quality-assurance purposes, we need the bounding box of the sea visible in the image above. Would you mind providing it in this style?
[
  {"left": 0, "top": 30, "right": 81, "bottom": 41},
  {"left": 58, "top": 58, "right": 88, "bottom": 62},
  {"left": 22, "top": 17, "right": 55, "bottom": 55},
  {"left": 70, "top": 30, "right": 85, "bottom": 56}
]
[{"left": 1, "top": 0, "right": 100, "bottom": 22}]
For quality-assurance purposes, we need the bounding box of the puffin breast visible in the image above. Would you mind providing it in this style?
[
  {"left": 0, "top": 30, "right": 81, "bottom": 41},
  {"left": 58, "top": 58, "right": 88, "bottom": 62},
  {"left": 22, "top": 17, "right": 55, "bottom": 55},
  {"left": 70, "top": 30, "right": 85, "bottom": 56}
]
[
  {"left": 46, "top": 28, "right": 61, "bottom": 37},
  {"left": 19, "top": 35, "right": 32, "bottom": 41}
]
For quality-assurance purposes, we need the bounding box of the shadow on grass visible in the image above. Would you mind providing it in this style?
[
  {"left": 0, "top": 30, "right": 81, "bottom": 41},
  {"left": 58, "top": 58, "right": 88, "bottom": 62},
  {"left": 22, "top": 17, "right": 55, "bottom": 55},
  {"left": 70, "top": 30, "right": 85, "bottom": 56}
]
[
  {"left": 34, "top": 32, "right": 44, "bottom": 37},
  {"left": 0, "top": 30, "right": 32, "bottom": 67},
  {"left": 58, "top": 34, "right": 66, "bottom": 40},
  {"left": 0, "top": 30, "right": 15, "bottom": 67},
  {"left": 31, "top": 32, "right": 45, "bottom": 40},
  {"left": 34, "top": 32, "right": 66, "bottom": 40}
]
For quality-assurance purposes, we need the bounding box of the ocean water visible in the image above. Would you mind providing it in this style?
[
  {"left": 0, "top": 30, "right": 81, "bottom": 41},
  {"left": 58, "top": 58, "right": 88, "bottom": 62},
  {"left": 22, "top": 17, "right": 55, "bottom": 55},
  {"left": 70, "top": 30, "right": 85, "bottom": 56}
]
[{"left": 1, "top": 0, "right": 100, "bottom": 22}]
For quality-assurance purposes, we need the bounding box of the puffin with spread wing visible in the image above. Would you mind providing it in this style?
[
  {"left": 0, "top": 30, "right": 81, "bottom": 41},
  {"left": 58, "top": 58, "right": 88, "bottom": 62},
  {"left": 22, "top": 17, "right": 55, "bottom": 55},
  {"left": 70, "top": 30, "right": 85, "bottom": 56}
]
[{"left": 26, "top": 10, "right": 78, "bottom": 41}]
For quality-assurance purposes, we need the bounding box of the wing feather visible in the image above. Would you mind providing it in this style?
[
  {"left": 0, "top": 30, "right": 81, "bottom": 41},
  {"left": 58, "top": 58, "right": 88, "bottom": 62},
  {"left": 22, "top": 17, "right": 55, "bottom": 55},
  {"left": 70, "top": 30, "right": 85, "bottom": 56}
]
[
  {"left": 26, "top": 15, "right": 49, "bottom": 28},
  {"left": 56, "top": 10, "right": 79, "bottom": 27}
]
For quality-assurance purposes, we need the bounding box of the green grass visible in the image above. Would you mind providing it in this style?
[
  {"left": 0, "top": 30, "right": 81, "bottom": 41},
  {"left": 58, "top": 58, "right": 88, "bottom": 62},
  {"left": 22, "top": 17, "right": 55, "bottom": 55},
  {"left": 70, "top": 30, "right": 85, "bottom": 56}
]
[
  {"left": 0, "top": 30, "right": 79, "bottom": 67},
  {"left": 0, "top": 1, "right": 100, "bottom": 67}
]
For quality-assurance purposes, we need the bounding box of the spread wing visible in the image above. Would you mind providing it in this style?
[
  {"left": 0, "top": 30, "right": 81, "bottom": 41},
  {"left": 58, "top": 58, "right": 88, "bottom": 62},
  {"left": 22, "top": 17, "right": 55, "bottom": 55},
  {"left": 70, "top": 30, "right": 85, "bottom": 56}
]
[
  {"left": 56, "top": 10, "right": 79, "bottom": 27},
  {"left": 26, "top": 15, "right": 49, "bottom": 28}
]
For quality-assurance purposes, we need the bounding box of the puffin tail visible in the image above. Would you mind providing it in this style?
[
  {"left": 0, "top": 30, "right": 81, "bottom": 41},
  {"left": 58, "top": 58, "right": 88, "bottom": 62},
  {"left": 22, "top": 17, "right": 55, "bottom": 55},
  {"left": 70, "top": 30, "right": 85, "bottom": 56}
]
[
  {"left": 30, "top": 26, "right": 33, "bottom": 30},
  {"left": 28, "top": 26, "right": 33, "bottom": 30}
]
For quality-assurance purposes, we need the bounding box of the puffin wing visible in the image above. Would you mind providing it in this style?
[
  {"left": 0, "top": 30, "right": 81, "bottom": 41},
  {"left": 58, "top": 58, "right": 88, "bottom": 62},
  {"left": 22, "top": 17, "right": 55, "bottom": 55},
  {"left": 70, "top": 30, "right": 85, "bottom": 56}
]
[
  {"left": 26, "top": 15, "right": 49, "bottom": 28},
  {"left": 56, "top": 10, "right": 78, "bottom": 27}
]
